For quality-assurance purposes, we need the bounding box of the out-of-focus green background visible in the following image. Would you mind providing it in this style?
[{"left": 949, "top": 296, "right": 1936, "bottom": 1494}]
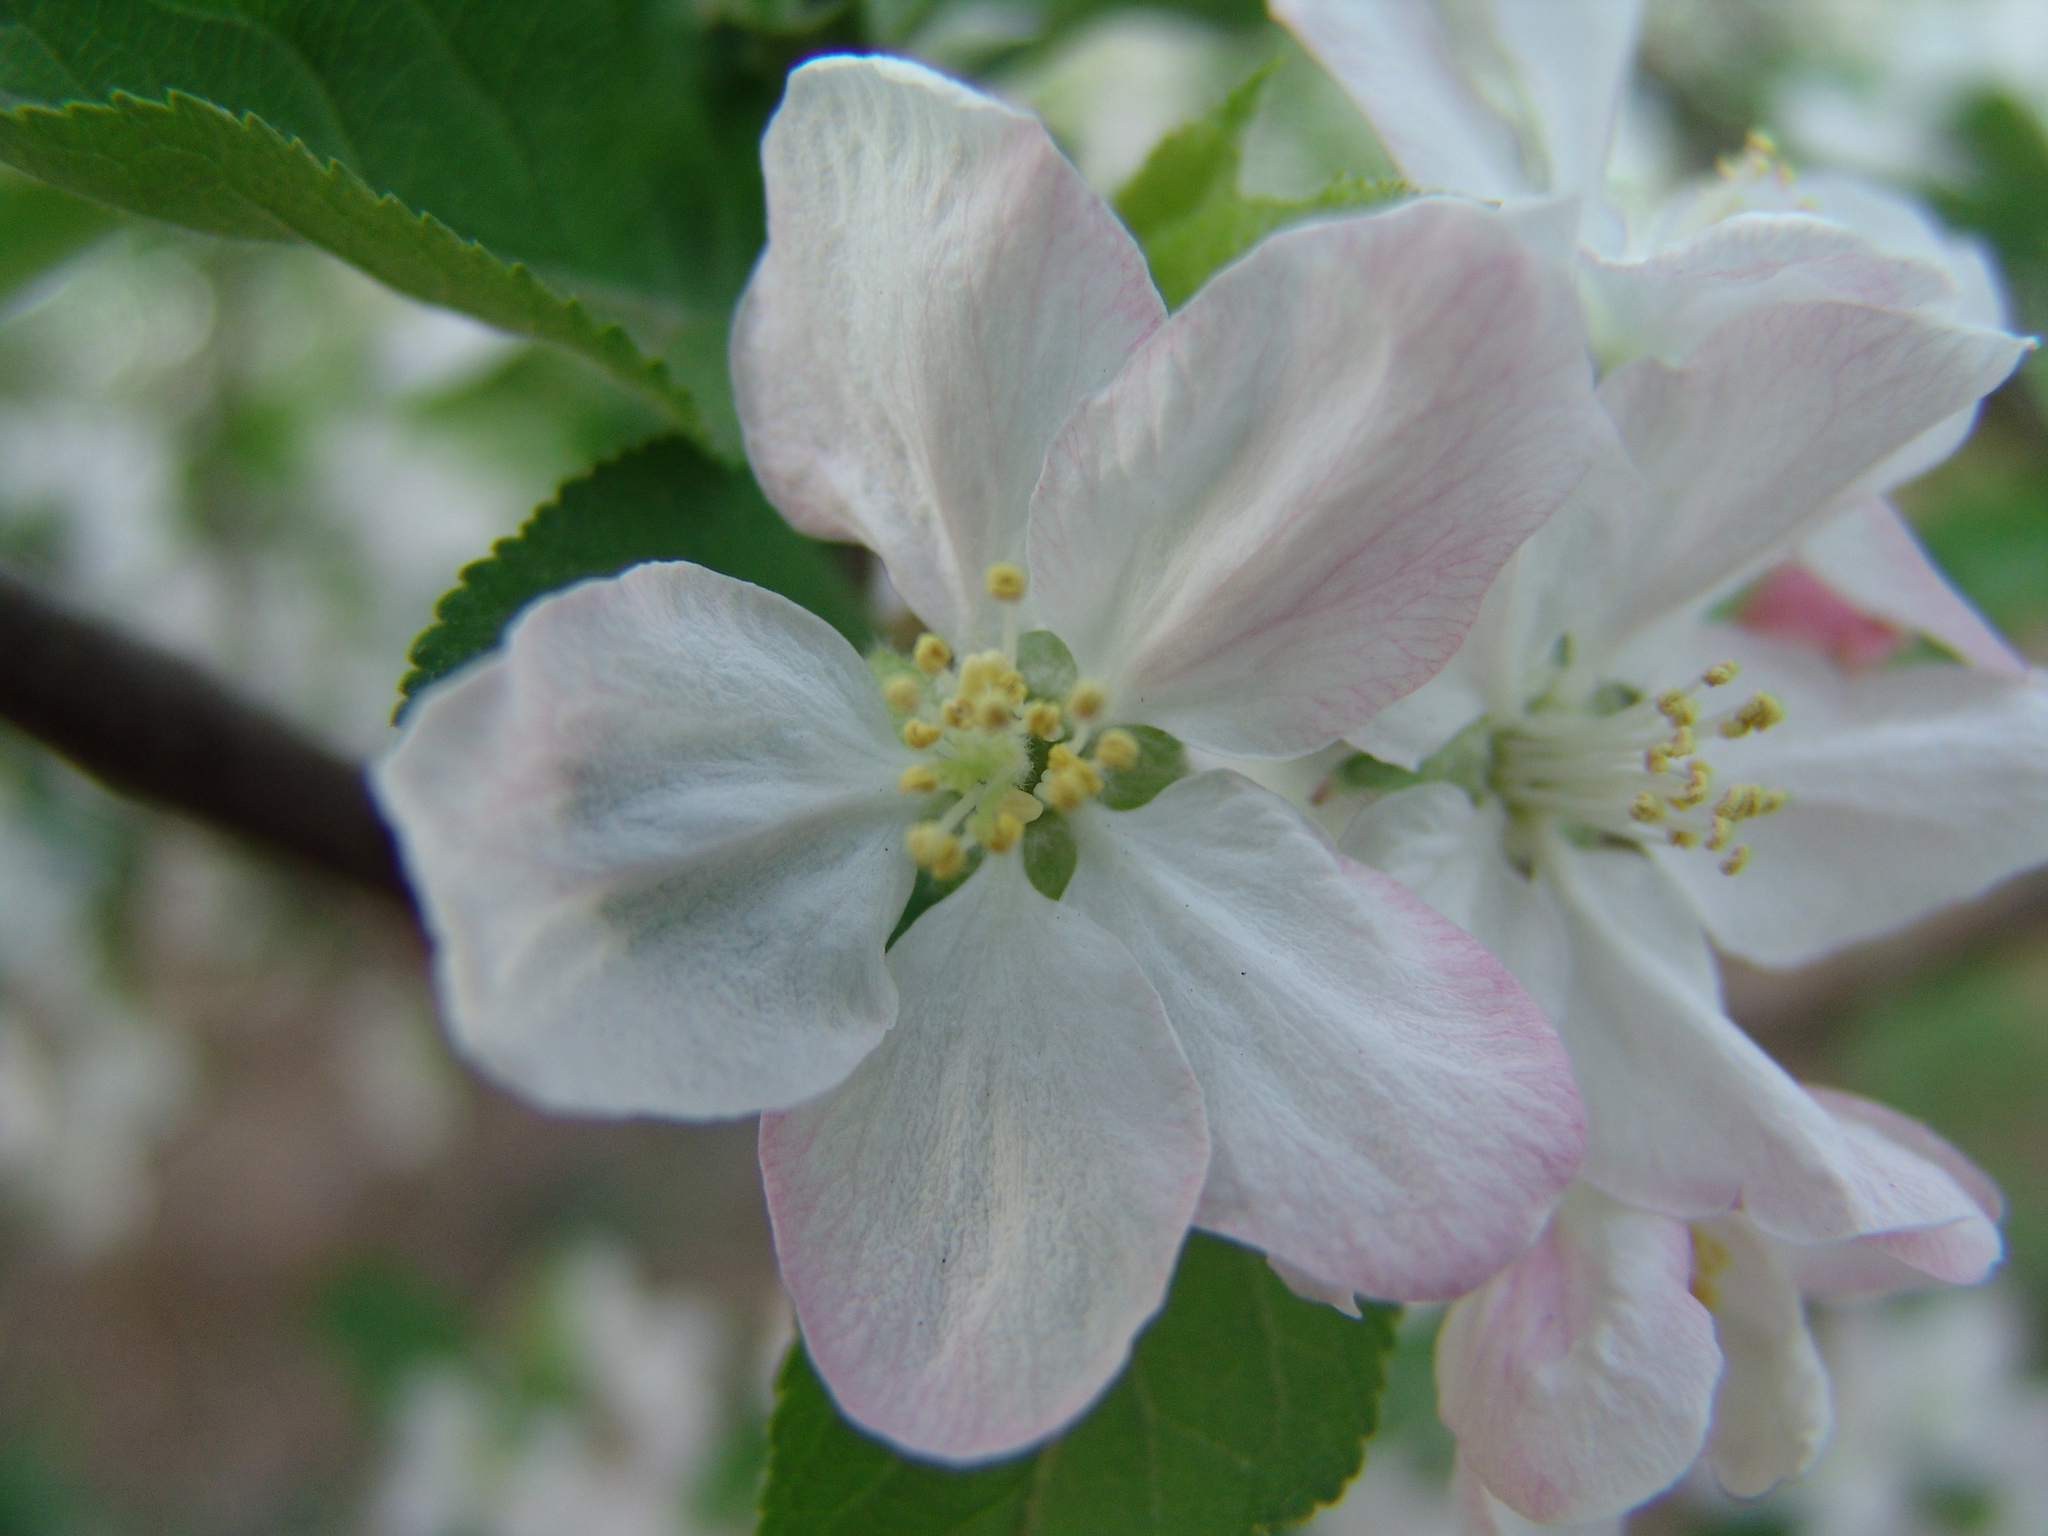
[{"left": 0, "top": 2, "right": 2043, "bottom": 1533}]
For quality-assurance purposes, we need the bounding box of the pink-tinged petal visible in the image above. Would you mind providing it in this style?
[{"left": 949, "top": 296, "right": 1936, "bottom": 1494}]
[
  {"left": 375, "top": 563, "right": 915, "bottom": 1120},
  {"left": 1538, "top": 834, "right": 1990, "bottom": 1245},
  {"left": 1273, "top": 0, "right": 1639, "bottom": 205},
  {"left": 759, "top": 855, "right": 1207, "bottom": 1463},
  {"left": 1064, "top": 772, "right": 1584, "bottom": 1302},
  {"left": 1797, "top": 498, "right": 2027, "bottom": 677},
  {"left": 1694, "top": 1215, "right": 1833, "bottom": 1498},
  {"left": 1596, "top": 300, "right": 2025, "bottom": 648},
  {"left": 1651, "top": 627, "right": 2048, "bottom": 967},
  {"left": 1029, "top": 199, "right": 1604, "bottom": 758},
  {"left": 1453, "top": 1457, "right": 1628, "bottom": 1536},
  {"left": 1737, "top": 563, "right": 1905, "bottom": 670},
  {"left": 1808, "top": 1087, "right": 2005, "bottom": 1220},
  {"left": 1267, "top": 1255, "right": 1363, "bottom": 1319},
  {"left": 1438, "top": 1188, "right": 1717, "bottom": 1524},
  {"left": 732, "top": 55, "right": 1163, "bottom": 648}
]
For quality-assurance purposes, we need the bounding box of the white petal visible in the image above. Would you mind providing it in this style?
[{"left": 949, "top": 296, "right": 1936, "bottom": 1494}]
[
  {"left": 1029, "top": 199, "right": 1604, "bottom": 757},
  {"left": 1274, "top": 0, "right": 1640, "bottom": 204},
  {"left": 1454, "top": 1458, "right": 1628, "bottom": 1536},
  {"left": 758, "top": 855, "right": 1208, "bottom": 1463},
  {"left": 1065, "top": 772, "right": 1583, "bottom": 1302},
  {"left": 1539, "top": 835, "right": 1990, "bottom": 1245},
  {"left": 1595, "top": 300, "right": 2025, "bottom": 649},
  {"left": 1651, "top": 627, "right": 2048, "bottom": 966},
  {"left": 1798, "top": 498, "right": 2027, "bottom": 677},
  {"left": 1437, "top": 1188, "right": 1717, "bottom": 1524},
  {"left": 376, "top": 563, "right": 916, "bottom": 1119},
  {"left": 732, "top": 55, "right": 1162, "bottom": 647},
  {"left": 1694, "top": 1216, "right": 1833, "bottom": 1499}
]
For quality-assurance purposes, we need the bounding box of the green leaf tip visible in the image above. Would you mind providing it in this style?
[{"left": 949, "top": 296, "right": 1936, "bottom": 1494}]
[
  {"left": 397, "top": 434, "right": 869, "bottom": 716},
  {"left": 0, "top": 90, "right": 704, "bottom": 436},
  {"left": 759, "top": 1233, "right": 1399, "bottom": 1536},
  {"left": 1114, "top": 61, "right": 1410, "bottom": 309}
]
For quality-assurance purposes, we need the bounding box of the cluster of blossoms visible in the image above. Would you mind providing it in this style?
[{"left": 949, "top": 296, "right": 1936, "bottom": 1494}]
[{"left": 377, "top": 6, "right": 2048, "bottom": 1528}]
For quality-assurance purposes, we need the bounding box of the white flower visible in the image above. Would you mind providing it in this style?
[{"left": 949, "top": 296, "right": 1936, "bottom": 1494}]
[{"left": 378, "top": 56, "right": 1606, "bottom": 1463}]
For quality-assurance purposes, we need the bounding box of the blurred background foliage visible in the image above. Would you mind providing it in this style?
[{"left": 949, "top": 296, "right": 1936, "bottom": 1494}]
[{"left": 0, "top": 1, "right": 2043, "bottom": 1534}]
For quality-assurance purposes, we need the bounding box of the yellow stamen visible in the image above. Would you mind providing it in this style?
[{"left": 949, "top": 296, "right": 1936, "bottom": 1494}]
[
  {"left": 906, "top": 823, "right": 958, "bottom": 869},
  {"left": 1758, "top": 788, "right": 1789, "bottom": 815},
  {"left": 913, "top": 634, "right": 952, "bottom": 675},
  {"left": 1645, "top": 747, "right": 1673, "bottom": 773},
  {"left": 1047, "top": 744, "right": 1079, "bottom": 771},
  {"left": 1629, "top": 793, "right": 1664, "bottom": 824},
  {"left": 959, "top": 652, "right": 1005, "bottom": 694},
  {"left": 1667, "top": 726, "right": 1696, "bottom": 755},
  {"left": 931, "top": 843, "right": 967, "bottom": 880},
  {"left": 976, "top": 697, "right": 1013, "bottom": 730},
  {"left": 998, "top": 788, "right": 1044, "bottom": 824},
  {"left": 1720, "top": 845, "right": 1752, "bottom": 877},
  {"left": 1023, "top": 700, "right": 1062, "bottom": 738},
  {"left": 1706, "top": 816, "right": 1735, "bottom": 852},
  {"left": 1703, "top": 660, "right": 1741, "bottom": 687},
  {"left": 984, "top": 563, "right": 1028, "bottom": 602},
  {"left": 883, "top": 675, "right": 922, "bottom": 713},
  {"left": 1690, "top": 1228, "right": 1731, "bottom": 1309},
  {"left": 1668, "top": 828, "right": 1700, "bottom": 849},
  {"left": 1066, "top": 681, "right": 1106, "bottom": 721},
  {"left": 1093, "top": 729, "right": 1140, "bottom": 771},
  {"left": 1656, "top": 689, "right": 1698, "bottom": 727},
  {"left": 941, "top": 697, "right": 974, "bottom": 729},
  {"left": 898, "top": 764, "right": 937, "bottom": 794},
  {"left": 981, "top": 812, "right": 1024, "bottom": 854},
  {"left": 902, "top": 719, "right": 941, "bottom": 749}
]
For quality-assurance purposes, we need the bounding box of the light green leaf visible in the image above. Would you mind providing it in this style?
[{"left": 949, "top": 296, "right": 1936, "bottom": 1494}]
[
  {"left": 399, "top": 434, "right": 868, "bottom": 710},
  {"left": 0, "top": 0, "right": 785, "bottom": 438},
  {"left": 1097, "top": 724, "right": 1188, "bottom": 811},
  {"left": 760, "top": 1232, "right": 1399, "bottom": 1536},
  {"left": 1114, "top": 61, "right": 1406, "bottom": 308},
  {"left": 0, "top": 168, "right": 118, "bottom": 303}
]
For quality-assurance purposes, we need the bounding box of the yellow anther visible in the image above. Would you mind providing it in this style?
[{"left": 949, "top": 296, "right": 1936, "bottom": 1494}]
[
  {"left": 1667, "top": 726, "right": 1696, "bottom": 756},
  {"left": 1706, "top": 816, "right": 1735, "bottom": 852},
  {"left": 1023, "top": 700, "right": 1063, "bottom": 738},
  {"left": 1629, "top": 793, "right": 1665, "bottom": 824},
  {"left": 977, "top": 696, "right": 1014, "bottom": 730},
  {"left": 898, "top": 764, "right": 938, "bottom": 795},
  {"left": 1757, "top": 788, "right": 1789, "bottom": 815},
  {"left": 982, "top": 812, "right": 1025, "bottom": 854},
  {"left": 1094, "top": 729, "right": 1140, "bottom": 771},
  {"left": 1066, "top": 681, "right": 1107, "bottom": 721},
  {"left": 1656, "top": 690, "right": 1698, "bottom": 727},
  {"left": 1719, "top": 717, "right": 1751, "bottom": 739},
  {"left": 985, "top": 563, "right": 1028, "bottom": 602},
  {"left": 932, "top": 843, "right": 967, "bottom": 880},
  {"left": 1691, "top": 1228, "right": 1731, "bottom": 1309},
  {"left": 906, "top": 823, "right": 958, "bottom": 869},
  {"left": 883, "top": 675, "right": 922, "bottom": 713},
  {"left": 1670, "top": 761, "right": 1713, "bottom": 809},
  {"left": 1000, "top": 670, "right": 1028, "bottom": 704},
  {"left": 1040, "top": 761, "right": 1105, "bottom": 813},
  {"left": 903, "top": 719, "right": 941, "bottom": 749},
  {"left": 1751, "top": 693, "right": 1787, "bottom": 730},
  {"left": 1717, "top": 784, "right": 1767, "bottom": 820},
  {"left": 1071, "top": 760, "right": 1104, "bottom": 796},
  {"left": 941, "top": 697, "right": 975, "bottom": 729},
  {"left": 1720, "top": 845, "right": 1752, "bottom": 877},
  {"left": 1702, "top": 661, "right": 1740, "bottom": 688},
  {"left": 1668, "top": 828, "right": 1700, "bottom": 849},
  {"left": 998, "top": 788, "right": 1044, "bottom": 824},
  {"left": 1047, "top": 744, "right": 1080, "bottom": 771},
  {"left": 959, "top": 652, "right": 1005, "bottom": 694},
  {"left": 913, "top": 634, "right": 952, "bottom": 675},
  {"left": 1645, "top": 747, "right": 1673, "bottom": 774}
]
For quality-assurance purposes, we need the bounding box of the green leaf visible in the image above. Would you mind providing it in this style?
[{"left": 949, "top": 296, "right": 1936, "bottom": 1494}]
[
  {"left": 0, "top": 168, "right": 118, "bottom": 303},
  {"left": 760, "top": 1232, "right": 1398, "bottom": 1536},
  {"left": 0, "top": 1, "right": 789, "bottom": 438},
  {"left": 1017, "top": 629, "right": 1079, "bottom": 702},
  {"left": 1333, "top": 752, "right": 1423, "bottom": 794},
  {"left": 1022, "top": 808, "right": 1078, "bottom": 900},
  {"left": 1097, "top": 724, "right": 1188, "bottom": 811},
  {"left": 399, "top": 434, "right": 869, "bottom": 709},
  {"left": 1114, "top": 61, "right": 1406, "bottom": 309}
]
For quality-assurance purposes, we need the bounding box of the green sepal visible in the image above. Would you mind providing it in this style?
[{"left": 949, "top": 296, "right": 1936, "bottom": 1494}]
[
  {"left": 758, "top": 1232, "right": 1399, "bottom": 1536},
  {"left": 1097, "top": 724, "right": 1188, "bottom": 811},
  {"left": 1017, "top": 629, "right": 1080, "bottom": 702},
  {"left": 1022, "top": 809, "right": 1078, "bottom": 900},
  {"left": 888, "top": 855, "right": 978, "bottom": 949},
  {"left": 1114, "top": 63, "right": 1408, "bottom": 309},
  {"left": 1333, "top": 752, "right": 1425, "bottom": 793},
  {"left": 398, "top": 435, "right": 868, "bottom": 712}
]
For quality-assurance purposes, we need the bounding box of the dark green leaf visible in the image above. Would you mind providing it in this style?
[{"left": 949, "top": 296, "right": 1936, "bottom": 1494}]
[
  {"left": 1333, "top": 752, "right": 1423, "bottom": 793},
  {"left": 1022, "top": 808, "right": 1078, "bottom": 900},
  {"left": 1017, "top": 629, "right": 1079, "bottom": 702},
  {"left": 399, "top": 434, "right": 869, "bottom": 709},
  {"left": 760, "top": 1232, "right": 1399, "bottom": 1536},
  {"left": 0, "top": 168, "right": 117, "bottom": 303},
  {"left": 0, "top": 1, "right": 787, "bottom": 436},
  {"left": 1097, "top": 724, "right": 1188, "bottom": 811},
  {"left": 1114, "top": 61, "right": 1406, "bottom": 309}
]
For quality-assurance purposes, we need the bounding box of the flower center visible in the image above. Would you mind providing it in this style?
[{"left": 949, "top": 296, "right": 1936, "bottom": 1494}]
[
  {"left": 1490, "top": 659, "right": 1789, "bottom": 877},
  {"left": 880, "top": 564, "right": 1131, "bottom": 879}
]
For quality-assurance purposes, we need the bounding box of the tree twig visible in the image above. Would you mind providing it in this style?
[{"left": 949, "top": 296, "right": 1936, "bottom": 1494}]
[{"left": 0, "top": 567, "right": 416, "bottom": 915}]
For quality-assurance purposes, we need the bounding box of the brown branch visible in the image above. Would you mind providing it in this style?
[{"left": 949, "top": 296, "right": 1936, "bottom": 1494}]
[{"left": 0, "top": 566, "right": 416, "bottom": 915}]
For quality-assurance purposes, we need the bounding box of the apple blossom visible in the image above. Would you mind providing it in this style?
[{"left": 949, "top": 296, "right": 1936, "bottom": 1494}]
[{"left": 377, "top": 56, "right": 1604, "bottom": 1464}]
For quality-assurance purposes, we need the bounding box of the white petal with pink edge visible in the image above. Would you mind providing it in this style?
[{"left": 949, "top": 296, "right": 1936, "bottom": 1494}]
[
  {"left": 1064, "top": 771, "right": 1584, "bottom": 1303},
  {"left": 1028, "top": 199, "right": 1604, "bottom": 758},
  {"left": 1437, "top": 1187, "right": 1717, "bottom": 1524},
  {"left": 1650, "top": 627, "right": 2048, "bottom": 967},
  {"left": 375, "top": 562, "right": 916, "bottom": 1120},
  {"left": 759, "top": 854, "right": 1207, "bottom": 1463},
  {"left": 732, "top": 54, "right": 1162, "bottom": 649}
]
